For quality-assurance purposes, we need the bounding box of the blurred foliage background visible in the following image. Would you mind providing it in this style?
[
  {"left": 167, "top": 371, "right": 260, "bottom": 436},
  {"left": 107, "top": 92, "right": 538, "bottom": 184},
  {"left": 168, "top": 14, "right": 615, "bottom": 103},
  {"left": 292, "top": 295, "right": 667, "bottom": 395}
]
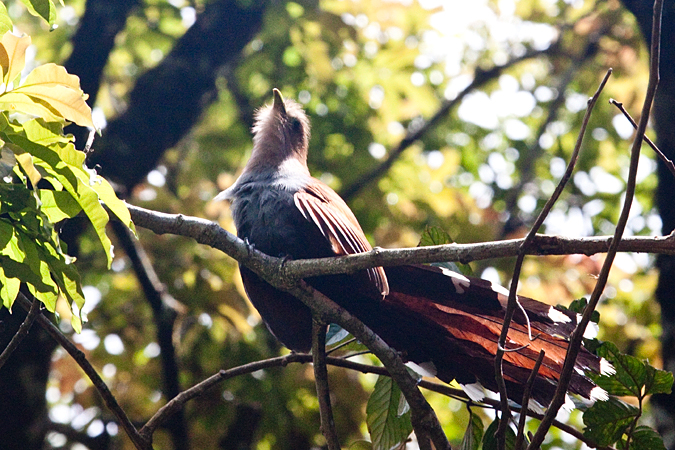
[{"left": 1, "top": 0, "right": 673, "bottom": 449}]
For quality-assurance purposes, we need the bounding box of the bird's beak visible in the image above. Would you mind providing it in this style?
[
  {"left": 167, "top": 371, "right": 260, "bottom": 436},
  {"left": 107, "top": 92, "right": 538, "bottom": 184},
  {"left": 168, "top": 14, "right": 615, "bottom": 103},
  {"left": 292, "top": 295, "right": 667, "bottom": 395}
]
[{"left": 272, "top": 88, "right": 287, "bottom": 116}]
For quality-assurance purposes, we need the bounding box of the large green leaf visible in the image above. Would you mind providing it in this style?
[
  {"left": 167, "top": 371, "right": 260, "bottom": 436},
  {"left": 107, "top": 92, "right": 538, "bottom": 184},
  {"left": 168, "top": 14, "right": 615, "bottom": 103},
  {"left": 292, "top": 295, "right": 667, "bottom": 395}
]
[
  {"left": 459, "top": 410, "right": 484, "bottom": 450},
  {"left": 38, "top": 190, "right": 82, "bottom": 222},
  {"left": 366, "top": 376, "right": 413, "bottom": 450},
  {"left": 629, "top": 426, "right": 667, "bottom": 450},
  {"left": 593, "top": 342, "right": 673, "bottom": 397},
  {"left": 482, "top": 419, "right": 516, "bottom": 450},
  {"left": 583, "top": 397, "right": 639, "bottom": 446}
]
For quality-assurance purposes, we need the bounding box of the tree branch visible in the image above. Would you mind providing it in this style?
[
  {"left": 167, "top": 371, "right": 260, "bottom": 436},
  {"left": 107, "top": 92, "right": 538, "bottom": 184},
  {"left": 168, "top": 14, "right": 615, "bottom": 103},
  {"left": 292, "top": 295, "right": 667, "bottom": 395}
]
[
  {"left": 110, "top": 221, "right": 189, "bottom": 450},
  {"left": 127, "top": 204, "right": 675, "bottom": 279},
  {"left": 610, "top": 98, "right": 675, "bottom": 178},
  {"left": 312, "top": 320, "right": 340, "bottom": 450},
  {"left": 495, "top": 68, "right": 611, "bottom": 448},
  {"left": 15, "top": 293, "right": 151, "bottom": 450}
]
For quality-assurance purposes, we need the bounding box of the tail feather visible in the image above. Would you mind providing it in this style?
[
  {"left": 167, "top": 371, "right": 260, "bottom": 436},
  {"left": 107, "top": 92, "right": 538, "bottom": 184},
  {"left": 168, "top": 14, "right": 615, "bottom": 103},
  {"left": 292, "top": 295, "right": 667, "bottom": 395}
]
[{"left": 381, "top": 265, "right": 607, "bottom": 406}]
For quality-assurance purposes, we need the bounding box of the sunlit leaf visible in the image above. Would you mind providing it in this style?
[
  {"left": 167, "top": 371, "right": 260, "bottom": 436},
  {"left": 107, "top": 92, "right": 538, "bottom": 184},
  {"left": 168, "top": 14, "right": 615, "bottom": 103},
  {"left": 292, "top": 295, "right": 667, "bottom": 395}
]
[
  {"left": 15, "top": 152, "right": 41, "bottom": 187},
  {"left": 0, "top": 32, "right": 30, "bottom": 86},
  {"left": 13, "top": 63, "right": 94, "bottom": 127},
  {"left": 0, "top": 92, "right": 63, "bottom": 122},
  {"left": 38, "top": 190, "right": 81, "bottom": 222},
  {"left": 0, "top": 266, "right": 20, "bottom": 309},
  {"left": 0, "top": 4, "right": 13, "bottom": 37},
  {"left": 19, "top": 0, "right": 56, "bottom": 27}
]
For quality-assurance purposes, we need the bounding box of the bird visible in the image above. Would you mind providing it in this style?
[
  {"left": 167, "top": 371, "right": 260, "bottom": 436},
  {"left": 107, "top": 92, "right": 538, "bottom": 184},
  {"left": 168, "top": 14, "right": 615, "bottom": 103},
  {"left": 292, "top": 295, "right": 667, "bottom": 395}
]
[{"left": 215, "top": 89, "right": 613, "bottom": 409}]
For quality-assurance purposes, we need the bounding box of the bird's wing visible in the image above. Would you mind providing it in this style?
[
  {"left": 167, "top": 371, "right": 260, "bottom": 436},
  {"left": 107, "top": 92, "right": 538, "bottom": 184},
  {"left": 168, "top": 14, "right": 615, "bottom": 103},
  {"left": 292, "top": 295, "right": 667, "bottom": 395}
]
[{"left": 294, "top": 180, "right": 389, "bottom": 296}]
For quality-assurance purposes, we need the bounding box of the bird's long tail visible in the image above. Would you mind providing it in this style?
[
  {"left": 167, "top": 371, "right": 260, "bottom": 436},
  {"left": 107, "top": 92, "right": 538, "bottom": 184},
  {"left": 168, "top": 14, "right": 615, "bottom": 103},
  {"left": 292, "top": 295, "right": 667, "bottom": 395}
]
[{"left": 369, "top": 265, "right": 613, "bottom": 408}]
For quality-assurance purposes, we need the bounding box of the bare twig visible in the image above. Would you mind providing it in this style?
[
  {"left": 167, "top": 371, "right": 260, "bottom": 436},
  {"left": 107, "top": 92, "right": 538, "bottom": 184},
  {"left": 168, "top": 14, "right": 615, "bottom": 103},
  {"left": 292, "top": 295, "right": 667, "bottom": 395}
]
[
  {"left": 341, "top": 48, "right": 550, "bottom": 201},
  {"left": 495, "top": 69, "right": 612, "bottom": 448},
  {"left": 15, "top": 293, "right": 150, "bottom": 450},
  {"left": 0, "top": 296, "right": 41, "bottom": 370},
  {"left": 312, "top": 320, "right": 340, "bottom": 450},
  {"left": 515, "top": 350, "right": 545, "bottom": 450},
  {"left": 610, "top": 98, "right": 675, "bottom": 178},
  {"left": 527, "top": 0, "right": 663, "bottom": 447}
]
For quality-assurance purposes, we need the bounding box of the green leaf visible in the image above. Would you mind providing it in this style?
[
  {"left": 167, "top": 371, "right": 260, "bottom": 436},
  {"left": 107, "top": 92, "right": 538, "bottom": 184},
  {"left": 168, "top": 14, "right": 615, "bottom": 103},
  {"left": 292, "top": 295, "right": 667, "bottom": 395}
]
[
  {"left": 593, "top": 342, "right": 673, "bottom": 397},
  {"left": 38, "top": 190, "right": 82, "bottom": 222},
  {"left": 566, "top": 298, "right": 600, "bottom": 324},
  {"left": 19, "top": 0, "right": 57, "bottom": 27},
  {"left": 482, "top": 419, "right": 516, "bottom": 450},
  {"left": 0, "top": 266, "right": 20, "bottom": 309},
  {"left": 88, "top": 172, "right": 136, "bottom": 235},
  {"left": 460, "top": 410, "right": 484, "bottom": 450},
  {"left": 419, "top": 225, "right": 453, "bottom": 246},
  {"left": 647, "top": 368, "right": 673, "bottom": 396},
  {"left": 0, "top": 4, "right": 13, "bottom": 37},
  {"left": 366, "top": 375, "right": 413, "bottom": 450},
  {"left": 583, "top": 397, "right": 639, "bottom": 446},
  {"left": 629, "top": 426, "right": 667, "bottom": 450}
]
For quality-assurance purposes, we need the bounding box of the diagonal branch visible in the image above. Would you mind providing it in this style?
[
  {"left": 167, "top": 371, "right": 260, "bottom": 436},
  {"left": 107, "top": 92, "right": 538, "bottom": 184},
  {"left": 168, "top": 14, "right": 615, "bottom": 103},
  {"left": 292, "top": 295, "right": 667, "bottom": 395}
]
[
  {"left": 15, "top": 293, "right": 151, "bottom": 450},
  {"left": 610, "top": 98, "right": 675, "bottom": 178},
  {"left": 0, "top": 295, "right": 41, "bottom": 370},
  {"left": 494, "top": 68, "right": 612, "bottom": 447}
]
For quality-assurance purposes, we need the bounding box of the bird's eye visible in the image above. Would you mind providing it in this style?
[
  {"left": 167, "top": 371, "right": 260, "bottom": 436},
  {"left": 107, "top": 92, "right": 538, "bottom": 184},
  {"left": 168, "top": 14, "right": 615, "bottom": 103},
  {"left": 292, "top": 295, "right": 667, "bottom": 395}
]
[{"left": 289, "top": 117, "right": 302, "bottom": 133}]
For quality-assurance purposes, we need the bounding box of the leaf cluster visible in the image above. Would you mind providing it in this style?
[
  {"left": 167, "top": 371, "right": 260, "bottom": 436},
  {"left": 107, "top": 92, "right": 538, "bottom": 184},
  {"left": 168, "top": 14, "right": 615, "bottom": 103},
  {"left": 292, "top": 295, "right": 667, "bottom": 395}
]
[{"left": 0, "top": 8, "right": 132, "bottom": 331}]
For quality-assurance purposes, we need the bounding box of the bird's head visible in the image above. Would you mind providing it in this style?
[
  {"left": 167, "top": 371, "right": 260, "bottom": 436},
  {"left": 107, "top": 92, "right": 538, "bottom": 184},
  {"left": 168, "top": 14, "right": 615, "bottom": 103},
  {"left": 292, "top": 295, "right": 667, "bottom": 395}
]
[{"left": 248, "top": 89, "right": 311, "bottom": 171}]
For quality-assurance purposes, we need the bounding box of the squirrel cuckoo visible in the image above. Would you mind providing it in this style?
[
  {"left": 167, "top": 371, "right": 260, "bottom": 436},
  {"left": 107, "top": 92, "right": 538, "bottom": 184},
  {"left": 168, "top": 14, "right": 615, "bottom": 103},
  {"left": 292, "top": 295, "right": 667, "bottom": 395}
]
[{"left": 216, "top": 89, "right": 613, "bottom": 409}]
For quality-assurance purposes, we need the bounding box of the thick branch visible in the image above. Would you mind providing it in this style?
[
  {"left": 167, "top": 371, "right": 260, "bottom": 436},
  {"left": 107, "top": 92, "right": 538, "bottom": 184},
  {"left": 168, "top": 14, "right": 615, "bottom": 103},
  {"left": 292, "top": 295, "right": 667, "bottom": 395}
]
[{"left": 127, "top": 204, "right": 675, "bottom": 278}]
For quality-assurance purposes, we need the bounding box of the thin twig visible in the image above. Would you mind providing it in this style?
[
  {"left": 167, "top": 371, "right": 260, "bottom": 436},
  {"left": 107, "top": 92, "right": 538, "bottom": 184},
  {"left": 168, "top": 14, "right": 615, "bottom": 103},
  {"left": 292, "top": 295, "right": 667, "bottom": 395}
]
[
  {"left": 15, "top": 293, "right": 150, "bottom": 450},
  {"left": 312, "top": 320, "right": 340, "bottom": 450},
  {"left": 610, "top": 98, "right": 675, "bottom": 178},
  {"left": 527, "top": 0, "right": 663, "bottom": 447},
  {"left": 515, "top": 350, "right": 545, "bottom": 450},
  {"left": 495, "top": 68, "right": 612, "bottom": 448},
  {"left": 0, "top": 295, "right": 41, "bottom": 370}
]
